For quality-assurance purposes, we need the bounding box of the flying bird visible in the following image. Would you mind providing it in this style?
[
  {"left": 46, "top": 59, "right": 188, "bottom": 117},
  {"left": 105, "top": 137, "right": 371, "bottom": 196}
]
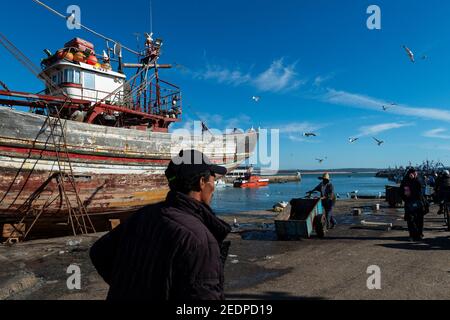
[
  {"left": 316, "top": 157, "right": 327, "bottom": 163},
  {"left": 66, "top": 12, "right": 76, "bottom": 24},
  {"left": 403, "top": 45, "right": 415, "bottom": 63},
  {"left": 373, "top": 137, "right": 384, "bottom": 146},
  {"left": 349, "top": 137, "right": 359, "bottom": 143},
  {"left": 383, "top": 103, "right": 397, "bottom": 111},
  {"left": 252, "top": 96, "right": 261, "bottom": 103},
  {"left": 303, "top": 132, "right": 317, "bottom": 137}
]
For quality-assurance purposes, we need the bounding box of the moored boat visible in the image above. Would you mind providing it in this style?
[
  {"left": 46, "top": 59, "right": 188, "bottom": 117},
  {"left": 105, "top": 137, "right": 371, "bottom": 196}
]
[
  {"left": 0, "top": 22, "right": 257, "bottom": 235},
  {"left": 233, "top": 175, "right": 269, "bottom": 188}
]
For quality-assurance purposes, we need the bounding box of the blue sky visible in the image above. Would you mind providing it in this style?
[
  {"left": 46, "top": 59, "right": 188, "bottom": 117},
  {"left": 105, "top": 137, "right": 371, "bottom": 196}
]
[{"left": 2, "top": 0, "right": 450, "bottom": 169}]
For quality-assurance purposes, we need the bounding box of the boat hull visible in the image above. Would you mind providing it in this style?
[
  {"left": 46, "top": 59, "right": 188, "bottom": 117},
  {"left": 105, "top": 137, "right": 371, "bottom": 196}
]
[
  {"left": 0, "top": 108, "right": 257, "bottom": 218},
  {"left": 233, "top": 177, "right": 270, "bottom": 188}
]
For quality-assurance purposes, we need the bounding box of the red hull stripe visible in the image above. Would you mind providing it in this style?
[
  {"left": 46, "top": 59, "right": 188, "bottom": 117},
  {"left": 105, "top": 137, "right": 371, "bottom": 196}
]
[{"left": 0, "top": 145, "right": 170, "bottom": 164}]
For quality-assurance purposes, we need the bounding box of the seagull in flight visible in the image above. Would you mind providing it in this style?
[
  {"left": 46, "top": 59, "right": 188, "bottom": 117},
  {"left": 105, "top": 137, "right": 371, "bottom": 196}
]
[
  {"left": 349, "top": 137, "right": 359, "bottom": 143},
  {"left": 303, "top": 132, "right": 317, "bottom": 137},
  {"left": 382, "top": 103, "right": 397, "bottom": 111},
  {"left": 252, "top": 96, "right": 261, "bottom": 103},
  {"left": 373, "top": 137, "right": 384, "bottom": 146},
  {"left": 316, "top": 157, "right": 327, "bottom": 164},
  {"left": 403, "top": 45, "right": 415, "bottom": 63}
]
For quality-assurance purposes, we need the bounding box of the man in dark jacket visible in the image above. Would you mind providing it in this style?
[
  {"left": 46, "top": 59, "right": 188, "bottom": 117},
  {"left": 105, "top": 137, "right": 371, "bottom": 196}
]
[
  {"left": 435, "top": 170, "right": 450, "bottom": 215},
  {"left": 307, "top": 173, "right": 337, "bottom": 229},
  {"left": 400, "top": 167, "right": 426, "bottom": 241},
  {"left": 89, "top": 150, "right": 232, "bottom": 300}
]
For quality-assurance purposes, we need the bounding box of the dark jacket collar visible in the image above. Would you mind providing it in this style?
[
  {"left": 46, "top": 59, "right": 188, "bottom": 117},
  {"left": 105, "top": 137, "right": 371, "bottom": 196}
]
[{"left": 165, "top": 191, "right": 231, "bottom": 243}]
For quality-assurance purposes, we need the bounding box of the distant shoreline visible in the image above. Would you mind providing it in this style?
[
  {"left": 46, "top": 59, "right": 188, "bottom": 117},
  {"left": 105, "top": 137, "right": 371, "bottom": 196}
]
[
  {"left": 301, "top": 172, "right": 377, "bottom": 175},
  {"left": 260, "top": 171, "right": 379, "bottom": 176}
]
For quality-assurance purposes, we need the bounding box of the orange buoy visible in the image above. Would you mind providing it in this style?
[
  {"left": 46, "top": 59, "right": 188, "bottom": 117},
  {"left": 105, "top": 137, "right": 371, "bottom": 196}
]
[
  {"left": 56, "top": 50, "right": 73, "bottom": 61},
  {"left": 73, "top": 52, "right": 86, "bottom": 63},
  {"left": 86, "top": 55, "right": 98, "bottom": 65},
  {"left": 64, "top": 52, "right": 74, "bottom": 61}
]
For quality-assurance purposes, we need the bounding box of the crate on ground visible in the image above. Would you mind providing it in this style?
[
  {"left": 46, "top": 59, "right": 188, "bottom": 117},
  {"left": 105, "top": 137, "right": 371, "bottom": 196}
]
[
  {"left": 275, "top": 198, "right": 324, "bottom": 240},
  {"left": 385, "top": 186, "right": 403, "bottom": 208}
]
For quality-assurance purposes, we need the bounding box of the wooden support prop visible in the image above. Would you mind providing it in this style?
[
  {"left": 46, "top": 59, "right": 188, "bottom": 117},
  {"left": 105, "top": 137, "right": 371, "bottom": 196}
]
[{"left": 2, "top": 223, "right": 26, "bottom": 239}]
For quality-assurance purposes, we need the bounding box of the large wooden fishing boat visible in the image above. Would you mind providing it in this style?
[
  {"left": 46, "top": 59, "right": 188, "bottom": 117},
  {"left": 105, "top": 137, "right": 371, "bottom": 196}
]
[{"left": 0, "top": 20, "right": 257, "bottom": 238}]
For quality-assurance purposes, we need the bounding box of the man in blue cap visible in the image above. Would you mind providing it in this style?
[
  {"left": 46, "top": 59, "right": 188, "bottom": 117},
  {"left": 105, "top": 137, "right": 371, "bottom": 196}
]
[{"left": 90, "top": 150, "right": 231, "bottom": 300}]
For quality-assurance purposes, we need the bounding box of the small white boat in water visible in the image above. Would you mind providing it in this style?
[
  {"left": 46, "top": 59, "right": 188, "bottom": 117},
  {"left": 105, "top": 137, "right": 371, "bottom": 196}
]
[{"left": 215, "top": 179, "right": 232, "bottom": 188}]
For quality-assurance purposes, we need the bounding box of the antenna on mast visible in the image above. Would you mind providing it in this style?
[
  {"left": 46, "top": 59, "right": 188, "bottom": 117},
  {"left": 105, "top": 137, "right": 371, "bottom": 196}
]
[{"left": 150, "top": 0, "right": 153, "bottom": 34}]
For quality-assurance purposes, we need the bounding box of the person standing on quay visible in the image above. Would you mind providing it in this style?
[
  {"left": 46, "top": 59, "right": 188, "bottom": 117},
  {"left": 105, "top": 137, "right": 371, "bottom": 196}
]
[
  {"left": 89, "top": 150, "right": 231, "bottom": 300},
  {"left": 400, "top": 167, "right": 427, "bottom": 241},
  {"left": 307, "top": 173, "right": 337, "bottom": 229}
]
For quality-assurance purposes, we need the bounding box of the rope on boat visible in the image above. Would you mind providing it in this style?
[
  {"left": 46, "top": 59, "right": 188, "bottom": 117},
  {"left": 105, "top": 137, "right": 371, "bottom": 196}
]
[{"left": 31, "top": 0, "right": 141, "bottom": 56}]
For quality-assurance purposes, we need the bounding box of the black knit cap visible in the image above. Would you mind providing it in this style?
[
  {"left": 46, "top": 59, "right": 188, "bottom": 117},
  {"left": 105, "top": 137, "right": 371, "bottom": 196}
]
[{"left": 165, "top": 150, "right": 227, "bottom": 183}]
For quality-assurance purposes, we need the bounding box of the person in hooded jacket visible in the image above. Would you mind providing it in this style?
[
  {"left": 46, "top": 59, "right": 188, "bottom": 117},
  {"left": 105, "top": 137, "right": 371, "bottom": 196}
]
[
  {"left": 435, "top": 170, "right": 450, "bottom": 215},
  {"left": 89, "top": 150, "right": 231, "bottom": 300},
  {"left": 400, "top": 168, "right": 427, "bottom": 241}
]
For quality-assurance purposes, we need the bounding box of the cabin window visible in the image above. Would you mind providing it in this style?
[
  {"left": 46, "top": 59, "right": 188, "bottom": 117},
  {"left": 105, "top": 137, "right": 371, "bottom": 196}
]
[
  {"left": 83, "top": 72, "right": 95, "bottom": 90},
  {"left": 63, "top": 69, "right": 73, "bottom": 83},
  {"left": 74, "top": 70, "right": 80, "bottom": 84},
  {"left": 62, "top": 69, "right": 81, "bottom": 84},
  {"left": 52, "top": 72, "right": 61, "bottom": 85}
]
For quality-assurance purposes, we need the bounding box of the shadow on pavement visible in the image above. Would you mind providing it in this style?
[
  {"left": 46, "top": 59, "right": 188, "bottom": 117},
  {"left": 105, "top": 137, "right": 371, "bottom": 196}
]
[
  {"left": 378, "top": 236, "right": 450, "bottom": 251},
  {"left": 226, "top": 291, "right": 325, "bottom": 300}
]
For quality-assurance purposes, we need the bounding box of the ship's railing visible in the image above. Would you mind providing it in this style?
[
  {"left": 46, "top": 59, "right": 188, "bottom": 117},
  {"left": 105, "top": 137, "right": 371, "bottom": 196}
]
[
  {"left": 131, "top": 77, "right": 182, "bottom": 119},
  {"left": 36, "top": 82, "right": 181, "bottom": 120}
]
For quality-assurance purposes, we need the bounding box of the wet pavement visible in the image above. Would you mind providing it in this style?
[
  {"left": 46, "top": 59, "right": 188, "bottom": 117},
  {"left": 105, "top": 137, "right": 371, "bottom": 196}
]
[{"left": 0, "top": 199, "right": 449, "bottom": 300}]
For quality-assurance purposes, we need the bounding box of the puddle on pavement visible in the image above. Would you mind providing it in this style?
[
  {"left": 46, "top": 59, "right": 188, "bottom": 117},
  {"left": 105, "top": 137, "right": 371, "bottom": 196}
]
[
  {"left": 241, "top": 231, "right": 278, "bottom": 241},
  {"left": 232, "top": 223, "right": 278, "bottom": 241},
  {"left": 232, "top": 223, "right": 275, "bottom": 232},
  {"left": 337, "top": 211, "right": 399, "bottom": 226}
]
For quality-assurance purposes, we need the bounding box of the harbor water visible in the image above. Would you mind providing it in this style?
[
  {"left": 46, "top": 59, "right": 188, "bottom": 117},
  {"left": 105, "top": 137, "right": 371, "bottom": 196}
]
[{"left": 212, "top": 173, "right": 396, "bottom": 215}]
